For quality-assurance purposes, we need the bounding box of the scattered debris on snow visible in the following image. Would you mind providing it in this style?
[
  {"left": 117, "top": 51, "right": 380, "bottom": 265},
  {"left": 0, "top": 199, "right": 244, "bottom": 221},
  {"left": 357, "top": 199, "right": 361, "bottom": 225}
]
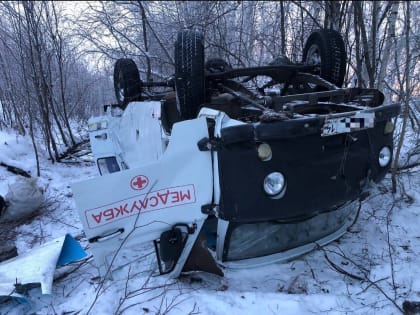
[{"left": 0, "top": 177, "right": 44, "bottom": 223}]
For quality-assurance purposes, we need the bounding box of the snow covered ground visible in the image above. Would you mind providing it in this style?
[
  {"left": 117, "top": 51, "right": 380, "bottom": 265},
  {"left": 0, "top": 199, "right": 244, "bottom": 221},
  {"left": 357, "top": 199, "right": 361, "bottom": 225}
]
[{"left": 0, "top": 128, "right": 419, "bottom": 315}]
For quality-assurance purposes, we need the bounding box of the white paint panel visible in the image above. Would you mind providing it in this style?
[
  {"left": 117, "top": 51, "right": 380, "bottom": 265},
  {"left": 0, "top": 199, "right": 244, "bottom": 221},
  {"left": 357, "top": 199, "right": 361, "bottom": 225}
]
[
  {"left": 116, "top": 101, "right": 164, "bottom": 167},
  {"left": 88, "top": 116, "right": 115, "bottom": 157},
  {"left": 0, "top": 235, "right": 86, "bottom": 299},
  {"left": 72, "top": 117, "right": 212, "bottom": 276}
]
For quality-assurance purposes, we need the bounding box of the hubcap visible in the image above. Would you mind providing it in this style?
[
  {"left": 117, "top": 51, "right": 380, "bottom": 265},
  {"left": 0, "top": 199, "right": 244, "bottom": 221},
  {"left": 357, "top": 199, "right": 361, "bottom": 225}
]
[
  {"left": 118, "top": 87, "right": 125, "bottom": 101},
  {"left": 118, "top": 72, "right": 125, "bottom": 102},
  {"left": 306, "top": 44, "right": 321, "bottom": 66}
]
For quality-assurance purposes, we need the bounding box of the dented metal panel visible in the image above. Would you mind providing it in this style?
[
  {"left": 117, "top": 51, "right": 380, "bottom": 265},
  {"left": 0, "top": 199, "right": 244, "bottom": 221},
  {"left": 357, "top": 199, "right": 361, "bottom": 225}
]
[
  {"left": 72, "top": 116, "right": 213, "bottom": 277},
  {"left": 0, "top": 235, "right": 86, "bottom": 301}
]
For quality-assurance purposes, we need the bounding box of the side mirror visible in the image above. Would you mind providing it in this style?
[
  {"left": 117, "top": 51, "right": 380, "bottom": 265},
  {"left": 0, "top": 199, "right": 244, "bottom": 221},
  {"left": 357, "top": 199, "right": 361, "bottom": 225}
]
[{"left": 155, "top": 227, "right": 185, "bottom": 274}]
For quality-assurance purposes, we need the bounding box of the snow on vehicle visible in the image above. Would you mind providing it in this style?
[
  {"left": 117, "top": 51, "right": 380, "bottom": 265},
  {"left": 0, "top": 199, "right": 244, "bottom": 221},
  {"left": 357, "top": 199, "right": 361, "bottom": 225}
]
[{"left": 72, "top": 29, "right": 400, "bottom": 278}]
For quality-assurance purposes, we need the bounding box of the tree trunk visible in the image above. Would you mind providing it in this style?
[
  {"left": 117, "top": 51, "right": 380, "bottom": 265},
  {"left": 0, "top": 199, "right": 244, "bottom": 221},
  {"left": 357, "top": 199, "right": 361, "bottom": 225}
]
[
  {"left": 28, "top": 105, "right": 40, "bottom": 177},
  {"left": 23, "top": 1, "right": 60, "bottom": 162},
  {"left": 324, "top": 0, "right": 340, "bottom": 31},
  {"left": 0, "top": 51, "right": 26, "bottom": 135},
  {"left": 391, "top": 1, "right": 411, "bottom": 194},
  {"left": 50, "top": 3, "right": 76, "bottom": 146},
  {"left": 354, "top": 1, "right": 375, "bottom": 88},
  {"left": 280, "top": 1, "right": 286, "bottom": 55},
  {"left": 46, "top": 56, "right": 68, "bottom": 149},
  {"left": 139, "top": 2, "right": 151, "bottom": 82},
  {"left": 377, "top": 1, "right": 399, "bottom": 92},
  {"left": 353, "top": 2, "right": 363, "bottom": 88},
  {"left": 370, "top": 1, "right": 379, "bottom": 86}
]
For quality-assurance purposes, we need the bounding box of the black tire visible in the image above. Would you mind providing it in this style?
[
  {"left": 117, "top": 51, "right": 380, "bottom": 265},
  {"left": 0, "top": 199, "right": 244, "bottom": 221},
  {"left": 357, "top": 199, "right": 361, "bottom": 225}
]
[
  {"left": 0, "top": 195, "right": 6, "bottom": 216},
  {"left": 174, "top": 30, "right": 205, "bottom": 120},
  {"left": 114, "top": 58, "right": 142, "bottom": 108},
  {"left": 302, "top": 29, "right": 346, "bottom": 87}
]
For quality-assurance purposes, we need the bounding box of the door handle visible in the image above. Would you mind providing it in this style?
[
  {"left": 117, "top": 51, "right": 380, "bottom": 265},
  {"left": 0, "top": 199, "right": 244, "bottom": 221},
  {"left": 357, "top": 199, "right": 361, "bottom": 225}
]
[{"left": 88, "top": 228, "right": 124, "bottom": 243}]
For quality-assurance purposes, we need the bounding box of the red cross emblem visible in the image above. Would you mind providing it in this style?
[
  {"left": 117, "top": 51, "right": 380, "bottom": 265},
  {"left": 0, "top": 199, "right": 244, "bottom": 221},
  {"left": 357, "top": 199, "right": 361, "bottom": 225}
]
[{"left": 130, "top": 175, "right": 149, "bottom": 190}]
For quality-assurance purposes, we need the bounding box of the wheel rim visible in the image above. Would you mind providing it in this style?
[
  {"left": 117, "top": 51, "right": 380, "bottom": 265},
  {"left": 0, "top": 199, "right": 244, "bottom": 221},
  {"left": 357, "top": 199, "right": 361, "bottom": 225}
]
[
  {"left": 117, "top": 72, "right": 125, "bottom": 102},
  {"left": 306, "top": 44, "right": 322, "bottom": 66},
  {"left": 305, "top": 44, "right": 322, "bottom": 90},
  {"left": 118, "top": 87, "right": 125, "bottom": 102}
]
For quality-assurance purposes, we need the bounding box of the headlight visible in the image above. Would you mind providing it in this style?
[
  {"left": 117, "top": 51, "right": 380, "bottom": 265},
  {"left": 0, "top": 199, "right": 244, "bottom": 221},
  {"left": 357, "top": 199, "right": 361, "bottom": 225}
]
[
  {"left": 257, "top": 143, "right": 272, "bottom": 161},
  {"left": 263, "top": 172, "right": 286, "bottom": 197},
  {"left": 384, "top": 121, "right": 394, "bottom": 134},
  {"left": 378, "top": 146, "right": 391, "bottom": 167},
  {"left": 88, "top": 122, "right": 98, "bottom": 131},
  {"left": 88, "top": 120, "right": 108, "bottom": 132}
]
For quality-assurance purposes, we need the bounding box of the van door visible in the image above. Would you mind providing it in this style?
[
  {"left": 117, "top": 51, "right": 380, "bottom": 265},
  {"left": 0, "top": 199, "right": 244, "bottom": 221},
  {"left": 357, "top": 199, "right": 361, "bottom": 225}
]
[{"left": 72, "top": 117, "right": 213, "bottom": 278}]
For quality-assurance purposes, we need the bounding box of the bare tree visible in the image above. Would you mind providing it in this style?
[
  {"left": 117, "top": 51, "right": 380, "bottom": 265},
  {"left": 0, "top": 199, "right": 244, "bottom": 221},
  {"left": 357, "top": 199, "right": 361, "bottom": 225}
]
[
  {"left": 377, "top": 1, "right": 399, "bottom": 93},
  {"left": 391, "top": 1, "right": 414, "bottom": 194},
  {"left": 0, "top": 0, "right": 418, "bottom": 178},
  {"left": 0, "top": 1, "right": 113, "bottom": 173}
]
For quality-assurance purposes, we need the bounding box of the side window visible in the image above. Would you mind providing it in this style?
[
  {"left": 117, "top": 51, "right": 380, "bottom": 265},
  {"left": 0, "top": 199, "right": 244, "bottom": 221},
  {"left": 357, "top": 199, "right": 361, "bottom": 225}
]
[{"left": 97, "top": 157, "right": 121, "bottom": 175}]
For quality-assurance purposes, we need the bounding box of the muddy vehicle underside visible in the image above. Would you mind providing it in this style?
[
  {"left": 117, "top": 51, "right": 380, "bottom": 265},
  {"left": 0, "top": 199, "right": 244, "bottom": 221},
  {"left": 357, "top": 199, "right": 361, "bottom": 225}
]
[{"left": 72, "top": 29, "right": 400, "bottom": 278}]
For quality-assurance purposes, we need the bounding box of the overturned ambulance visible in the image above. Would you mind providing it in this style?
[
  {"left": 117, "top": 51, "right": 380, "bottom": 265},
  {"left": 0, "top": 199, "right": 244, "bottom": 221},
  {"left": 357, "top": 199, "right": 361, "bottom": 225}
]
[{"left": 72, "top": 29, "right": 400, "bottom": 278}]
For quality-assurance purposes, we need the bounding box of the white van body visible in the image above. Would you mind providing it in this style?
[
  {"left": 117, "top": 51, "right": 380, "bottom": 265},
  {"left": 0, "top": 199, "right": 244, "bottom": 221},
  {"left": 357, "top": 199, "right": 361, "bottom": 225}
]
[{"left": 72, "top": 101, "right": 357, "bottom": 278}]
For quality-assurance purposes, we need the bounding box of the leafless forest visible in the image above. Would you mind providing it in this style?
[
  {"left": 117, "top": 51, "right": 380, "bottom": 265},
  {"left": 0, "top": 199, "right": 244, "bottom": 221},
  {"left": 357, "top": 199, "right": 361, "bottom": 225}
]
[{"left": 0, "top": 1, "right": 418, "bottom": 188}]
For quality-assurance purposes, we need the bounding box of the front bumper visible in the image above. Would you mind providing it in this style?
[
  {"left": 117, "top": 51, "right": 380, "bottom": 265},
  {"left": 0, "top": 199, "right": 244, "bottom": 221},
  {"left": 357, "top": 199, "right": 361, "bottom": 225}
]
[{"left": 216, "top": 103, "right": 399, "bottom": 223}]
